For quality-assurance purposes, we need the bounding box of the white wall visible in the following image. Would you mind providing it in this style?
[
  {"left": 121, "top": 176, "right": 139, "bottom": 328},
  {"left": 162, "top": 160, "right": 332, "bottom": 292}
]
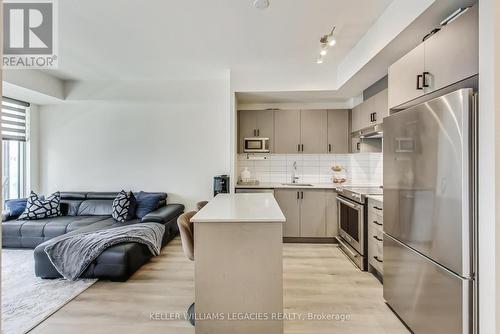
[
  {"left": 478, "top": 0, "right": 500, "bottom": 332},
  {"left": 27, "top": 104, "right": 40, "bottom": 193},
  {"left": 38, "top": 78, "right": 231, "bottom": 211}
]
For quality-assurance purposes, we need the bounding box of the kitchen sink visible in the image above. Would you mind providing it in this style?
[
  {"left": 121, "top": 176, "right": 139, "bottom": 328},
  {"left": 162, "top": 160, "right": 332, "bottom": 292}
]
[{"left": 281, "top": 183, "right": 313, "bottom": 187}]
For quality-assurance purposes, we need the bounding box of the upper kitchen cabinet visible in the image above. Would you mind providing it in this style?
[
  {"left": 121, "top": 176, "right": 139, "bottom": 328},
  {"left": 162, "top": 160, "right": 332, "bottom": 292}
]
[
  {"left": 238, "top": 110, "right": 274, "bottom": 153},
  {"left": 351, "top": 89, "right": 388, "bottom": 132},
  {"left": 274, "top": 110, "right": 301, "bottom": 154},
  {"left": 388, "top": 5, "right": 478, "bottom": 109},
  {"left": 300, "top": 110, "right": 328, "bottom": 154},
  {"left": 388, "top": 44, "right": 425, "bottom": 109},
  {"left": 424, "top": 5, "right": 478, "bottom": 93},
  {"left": 373, "top": 89, "right": 388, "bottom": 124},
  {"left": 351, "top": 104, "right": 361, "bottom": 133},
  {"left": 327, "top": 109, "right": 349, "bottom": 154}
]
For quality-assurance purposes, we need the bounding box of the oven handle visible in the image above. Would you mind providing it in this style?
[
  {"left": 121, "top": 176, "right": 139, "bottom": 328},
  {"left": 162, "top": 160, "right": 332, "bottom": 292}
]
[
  {"left": 336, "top": 196, "right": 362, "bottom": 210},
  {"left": 336, "top": 237, "right": 358, "bottom": 258}
]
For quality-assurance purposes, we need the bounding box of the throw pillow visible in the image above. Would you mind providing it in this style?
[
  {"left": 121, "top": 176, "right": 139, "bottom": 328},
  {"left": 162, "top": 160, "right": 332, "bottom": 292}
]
[
  {"left": 18, "top": 191, "right": 61, "bottom": 220},
  {"left": 112, "top": 190, "right": 137, "bottom": 222},
  {"left": 134, "top": 191, "right": 163, "bottom": 219},
  {"left": 4, "top": 198, "right": 28, "bottom": 217}
]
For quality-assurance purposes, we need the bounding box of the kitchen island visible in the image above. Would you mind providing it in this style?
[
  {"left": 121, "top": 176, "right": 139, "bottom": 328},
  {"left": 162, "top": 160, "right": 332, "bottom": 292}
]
[{"left": 191, "top": 193, "right": 286, "bottom": 334}]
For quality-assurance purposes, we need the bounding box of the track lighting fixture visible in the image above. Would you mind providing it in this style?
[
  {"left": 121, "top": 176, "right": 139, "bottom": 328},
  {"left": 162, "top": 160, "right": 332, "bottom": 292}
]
[{"left": 316, "top": 26, "right": 336, "bottom": 63}]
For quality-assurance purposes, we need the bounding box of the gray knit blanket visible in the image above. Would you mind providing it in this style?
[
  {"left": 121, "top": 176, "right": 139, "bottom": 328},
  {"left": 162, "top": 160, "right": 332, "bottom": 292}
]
[{"left": 42, "top": 223, "right": 165, "bottom": 280}]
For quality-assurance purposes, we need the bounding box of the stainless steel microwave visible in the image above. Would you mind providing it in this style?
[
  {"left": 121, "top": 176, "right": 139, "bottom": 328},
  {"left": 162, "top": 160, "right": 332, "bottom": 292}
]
[{"left": 244, "top": 138, "right": 270, "bottom": 153}]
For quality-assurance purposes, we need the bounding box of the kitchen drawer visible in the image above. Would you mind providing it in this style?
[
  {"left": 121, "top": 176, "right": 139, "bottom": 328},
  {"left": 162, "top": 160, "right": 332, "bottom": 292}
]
[
  {"left": 368, "top": 210, "right": 383, "bottom": 229},
  {"left": 368, "top": 224, "right": 384, "bottom": 274},
  {"left": 368, "top": 200, "right": 383, "bottom": 214}
]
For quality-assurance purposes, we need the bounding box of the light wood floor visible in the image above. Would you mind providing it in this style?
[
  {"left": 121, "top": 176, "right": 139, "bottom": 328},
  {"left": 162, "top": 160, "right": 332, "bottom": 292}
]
[{"left": 31, "top": 238, "right": 408, "bottom": 334}]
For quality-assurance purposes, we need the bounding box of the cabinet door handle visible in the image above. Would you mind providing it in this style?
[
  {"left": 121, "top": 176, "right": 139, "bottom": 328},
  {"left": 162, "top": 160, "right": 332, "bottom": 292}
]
[
  {"left": 356, "top": 142, "right": 360, "bottom": 151},
  {"left": 372, "top": 113, "right": 377, "bottom": 122},
  {"left": 301, "top": 144, "right": 304, "bottom": 152},
  {"left": 257, "top": 129, "right": 260, "bottom": 136},
  {"left": 297, "top": 144, "right": 301, "bottom": 152},
  {"left": 416, "top": 74, "right": 423, "bottom": 90},
  {"left": 374, "top": 206, "right": 382, "bottom": 211},
  {"left": 297, "top": 191, "right": 299, "bottom": 200},
  {"left": 373, "top": 236, "right": 383, "bottom": 242},
  {"left": 301, "top": 191, "right": 304, "bottom": 199},
  {"left": 373, "top": 220, "right": 383, "bottom": 226},
  {"left": 328, "top": 144, "right": 332, "bottom": 152},
  {"left": 374, "top": 256, "right": 383, "bottom": 263},
  {"left": 423, "top": 72, "right": 430, "bottom": 88}
]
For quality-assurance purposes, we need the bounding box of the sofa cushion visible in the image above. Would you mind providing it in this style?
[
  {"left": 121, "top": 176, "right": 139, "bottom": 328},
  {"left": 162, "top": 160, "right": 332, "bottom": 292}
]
[
  {"left": 87, "top": 192, "right": 120, "bottom": 200},
  {"left": 60, "top": 199, "right": 84, "bottom": 216},
  {"left": 77, "top": 199, "right": 113, "bottom": 216},
  {"left": 4, "top": 198, "right": 27, "bottom": 217},
  {"left": 2, "top": 215, "right": 112, "bottom": 248},
  {"left": 141, "top": 204, "right": 185, "bottom": 224},
  {"left": 19, "top": 192, "right": 61, "bottom": 220},
  {"left": 60, "top": 192, "right": 87, "bottom": 200},
  {"left": 134, "top": 192, "right": 165, "bottom": 219},
  {"left": 112, "top": 191, "right": 136, "bottom": 222}
]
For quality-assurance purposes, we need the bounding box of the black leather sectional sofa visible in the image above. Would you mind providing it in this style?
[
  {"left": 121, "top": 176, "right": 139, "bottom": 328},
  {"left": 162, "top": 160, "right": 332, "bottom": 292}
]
[{"left": 2, "top": 192, "right": 184, "bottom": 281}]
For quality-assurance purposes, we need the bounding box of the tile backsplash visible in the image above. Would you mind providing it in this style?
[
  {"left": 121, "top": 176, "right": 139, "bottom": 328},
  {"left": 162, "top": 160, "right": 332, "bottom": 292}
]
[{"left": 237, "top": 153, "right": 382, "bottom": 186}]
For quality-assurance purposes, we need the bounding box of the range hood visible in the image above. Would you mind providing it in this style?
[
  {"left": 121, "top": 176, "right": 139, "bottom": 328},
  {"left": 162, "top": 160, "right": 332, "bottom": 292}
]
[{"left": 352, "top": 124, "right": 383, "bottom": 139}]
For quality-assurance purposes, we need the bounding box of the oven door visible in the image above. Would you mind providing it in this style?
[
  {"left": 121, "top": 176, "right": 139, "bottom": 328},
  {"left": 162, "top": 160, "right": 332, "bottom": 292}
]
[{"left": 337, "top": 196, "right": 364, "bottom": 255}]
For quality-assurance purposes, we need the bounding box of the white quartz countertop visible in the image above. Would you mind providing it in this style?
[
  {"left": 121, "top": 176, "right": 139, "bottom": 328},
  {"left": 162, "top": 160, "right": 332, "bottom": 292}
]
[
  {"left": 367, "top": 195, "right": 383, "bottom": 202},
  {"left": 191, "top": 193, "right": 286, "bottom": 223},
  {"left": 235, "top": 182, "right": 375, "bottom": 190}
]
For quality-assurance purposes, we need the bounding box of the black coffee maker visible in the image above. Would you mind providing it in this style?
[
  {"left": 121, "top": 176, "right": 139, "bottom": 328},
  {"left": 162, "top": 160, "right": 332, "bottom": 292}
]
[{"left": 213, "top": 175, "right": 229, "bottom": 196}]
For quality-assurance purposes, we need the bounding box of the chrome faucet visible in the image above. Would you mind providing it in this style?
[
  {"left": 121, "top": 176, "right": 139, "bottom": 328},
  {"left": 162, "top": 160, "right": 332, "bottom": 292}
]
[{"left": 291, "top": 161, "right": 299, "bottom": 183}]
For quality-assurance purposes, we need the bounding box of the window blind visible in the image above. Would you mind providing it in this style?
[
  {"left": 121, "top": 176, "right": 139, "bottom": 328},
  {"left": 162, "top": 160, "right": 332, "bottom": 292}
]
[{"left": 1, "top": 97, "right": 29, "bottom": 142}]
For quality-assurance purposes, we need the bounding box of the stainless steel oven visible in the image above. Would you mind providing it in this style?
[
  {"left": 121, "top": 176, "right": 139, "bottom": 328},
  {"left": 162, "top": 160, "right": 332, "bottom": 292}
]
[
  {"left": 337, "top": 196, "right": 364, "bottom": 255},
  {"left": 336, "top": 195, "right": 365, "bottom": 270},
  {"left": 335, "top": 186, "right": 382, "bottom": 271}
]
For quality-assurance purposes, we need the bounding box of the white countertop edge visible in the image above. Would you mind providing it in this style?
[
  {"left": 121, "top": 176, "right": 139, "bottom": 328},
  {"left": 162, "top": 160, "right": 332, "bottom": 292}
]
[
  {"left": 366, "top": 195, "right": 384, "bottom": 202},
  {"left": 190, "top": 193, "right": 286, "bottom": 223},
  {"left": 235, "top": 182, "right": 381, "bottom": 190}
]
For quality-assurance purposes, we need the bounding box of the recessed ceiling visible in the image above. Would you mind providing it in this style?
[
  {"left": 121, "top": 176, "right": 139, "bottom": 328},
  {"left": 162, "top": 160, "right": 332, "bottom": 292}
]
[
  {"left": 236, "top": 90, "right": 349, "bottom": 104},
  {"left": 43, "top": 0, "right": 393, "bottom": 83}
]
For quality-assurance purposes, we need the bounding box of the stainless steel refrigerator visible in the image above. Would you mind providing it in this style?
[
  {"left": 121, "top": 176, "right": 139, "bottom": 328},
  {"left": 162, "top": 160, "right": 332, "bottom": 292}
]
[{"left": 383, "top": 88, "right": 477, "bottom": 334}]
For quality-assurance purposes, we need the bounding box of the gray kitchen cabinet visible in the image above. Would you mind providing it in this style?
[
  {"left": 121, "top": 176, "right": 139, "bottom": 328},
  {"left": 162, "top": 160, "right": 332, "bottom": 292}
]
[
  {"left": 388, "top": 43, "right": 426, "bottom": 109},
  {"left": 274, "top": 110, "right": 301, "bottom": 154},
  {"left": 373, "top": 89, "right": 388, "bottom": 124},
  {"left": 351, "top": 104, "right": 362, "bottom": 132},
  {"left": 238, "top": 110, "right": 274, "bottom": 153},
  {"left": 368, "top": 198, "right": 384, "bottom": 275},
  {"left": 351, "top": 137, "right": 360, "bottom": 153},
  {"left": 388, "top": 5, "right": 478, "bottom": 109},
  {"left": 238, "top": 110, "right": 257, "bottom": 153},
  {"left": 424, "top": 5, "right": 478, "bottom": 93},
  {"left": 326, "top": 191, "right": 338, "bottom": 237},
  {"left": 274, "top": 188, "right": 328, "bottom": 238},
  {"left": 274, "top": 189, "right": 300, "bottom": 237},
  {"left": 327, "top": 109, "right": 349, "bottom": 154},
  {"left": 300, "top": 189, "right": 327, "bottom": 237},
  {"left": 300, "top": 110, "right": 328, "bottom": 154}
]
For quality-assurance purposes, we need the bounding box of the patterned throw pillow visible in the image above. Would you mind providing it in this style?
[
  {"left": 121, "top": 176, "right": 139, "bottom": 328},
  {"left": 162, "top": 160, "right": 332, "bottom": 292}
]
[
  {"left": 112, "top": 190, "right": 136, "bottom": 222},
  {"left": 18, "top": 191, "right": 61, "bottom": 220}
]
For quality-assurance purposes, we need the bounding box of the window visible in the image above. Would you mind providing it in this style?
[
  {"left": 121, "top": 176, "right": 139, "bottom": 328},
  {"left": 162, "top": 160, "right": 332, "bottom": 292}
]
[{"left": 2, "top": 97, "right": 29, "bottom": 200}]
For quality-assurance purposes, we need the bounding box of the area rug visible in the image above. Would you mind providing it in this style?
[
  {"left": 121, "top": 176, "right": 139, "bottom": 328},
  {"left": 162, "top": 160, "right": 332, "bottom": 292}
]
[{"left": 1, "top": 249, "right": 97, "bottom": 334}]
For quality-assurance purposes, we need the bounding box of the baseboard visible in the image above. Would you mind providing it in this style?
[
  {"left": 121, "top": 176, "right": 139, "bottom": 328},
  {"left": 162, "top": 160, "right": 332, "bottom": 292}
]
[{"left": 283, "top": 237, "right": 337, "bottom": 244}]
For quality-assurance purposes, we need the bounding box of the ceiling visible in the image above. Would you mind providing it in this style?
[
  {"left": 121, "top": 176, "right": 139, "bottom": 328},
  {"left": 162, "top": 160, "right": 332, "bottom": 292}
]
[
  {"left": 4, "top": 0, "right": 478, "bottom": 106},
  {"left": 44, "top": 0, "right": 392, "bottom": 83}
]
